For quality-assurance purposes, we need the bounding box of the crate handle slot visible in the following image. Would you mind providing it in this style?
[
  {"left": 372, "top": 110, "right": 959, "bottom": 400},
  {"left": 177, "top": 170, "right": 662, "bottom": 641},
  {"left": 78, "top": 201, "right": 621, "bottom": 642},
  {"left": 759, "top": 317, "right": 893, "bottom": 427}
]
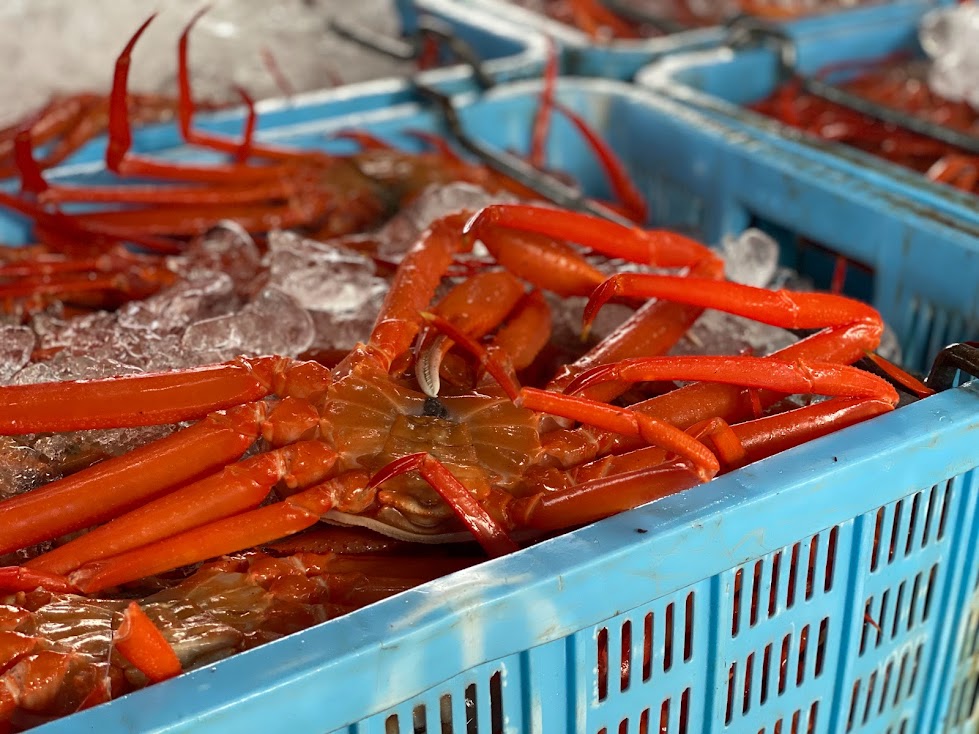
[
  {"left": 330, "top": 14, "right": 496, "bottom": 91},
  {"left": 411, "top": 81, "right": 636, "bottom": 226},
  {"left": 925, "top": 342, "right": 979, "bottom": 391}
]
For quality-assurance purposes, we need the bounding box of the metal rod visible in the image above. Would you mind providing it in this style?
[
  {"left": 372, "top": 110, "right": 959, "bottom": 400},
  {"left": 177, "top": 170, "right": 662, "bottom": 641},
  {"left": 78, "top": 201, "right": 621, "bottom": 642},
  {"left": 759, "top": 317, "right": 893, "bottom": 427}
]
[
  {"left": 801, "top": 77, "right": 979, "bottom": 156},
  {"left": 925, "top": 342, "right": 979, "bottom": 391},
  {"left": 329, "top": 16, "right": 495, "bottom": 91},
  {"left": 727, "top": 23, "right": 979, "bottom": 156},
  {"left": 413, "top": 83, "right": 637, "bottom": 227}
]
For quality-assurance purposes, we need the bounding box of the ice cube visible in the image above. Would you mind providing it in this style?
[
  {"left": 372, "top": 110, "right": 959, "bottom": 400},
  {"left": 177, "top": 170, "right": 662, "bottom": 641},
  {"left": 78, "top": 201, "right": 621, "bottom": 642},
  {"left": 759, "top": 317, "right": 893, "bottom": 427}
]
[
  {"left": 375, "top": 183, "right": 520, "bottom": 260},
  {"left": 181, "top": 287, "right": 315, "bottom": 359},
  {"left": 669, "top": 311, "right": 798, "bottom": 358},
  {"left": 268, "top": 230, "right": 384, "bottom": 313},
  {"left": 0, "top": 326, "right": 35, "bottom": 383},
  {"left": 721, "top": 228, "right": 780, "bottom": 288},
  {"left": 177, "top": 222, "right": 264, "bottom": 298}
]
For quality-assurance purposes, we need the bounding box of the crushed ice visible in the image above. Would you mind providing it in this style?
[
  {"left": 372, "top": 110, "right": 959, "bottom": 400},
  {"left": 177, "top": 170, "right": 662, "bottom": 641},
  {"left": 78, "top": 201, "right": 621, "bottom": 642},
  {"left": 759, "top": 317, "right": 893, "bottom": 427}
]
[{"left": 920, "top": 1, "right": 979, "bottom": 111}]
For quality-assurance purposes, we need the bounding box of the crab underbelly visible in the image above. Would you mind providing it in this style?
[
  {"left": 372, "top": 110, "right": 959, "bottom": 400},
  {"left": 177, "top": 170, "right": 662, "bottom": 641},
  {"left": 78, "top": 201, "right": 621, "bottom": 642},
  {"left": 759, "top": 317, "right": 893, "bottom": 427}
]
[{"left": 328, "top": 385, "right": 543, "bottom": 537}]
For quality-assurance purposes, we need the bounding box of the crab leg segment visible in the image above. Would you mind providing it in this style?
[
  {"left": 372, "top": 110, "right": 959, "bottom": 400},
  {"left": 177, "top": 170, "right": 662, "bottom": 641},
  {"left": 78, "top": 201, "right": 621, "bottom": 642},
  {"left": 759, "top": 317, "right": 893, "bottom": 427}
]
[
  {"left": 27, "top": 440, "right": 338, "bottom": 575},
  {"left": 0, "top": 356, "right": 298, "bottom": 434},
  {"left": 352, "top": 215, "right": 465, "bottom": 372},
  {"left": 585, "top": 274, "right": 883, "bottom": 345},
  {"left": 106, "top": 14, "right": 296, "bottom": 183},
  {"left": 465, "top": 205, "right": 716, "bottom": 268},
  {"left": 517, "top": 388, "right": 719, "bottom": 479},
  {"left": 113, "top": 602, "right": 182, "bottom": 683},
  {"left": 0, "top": 404, "right": 265, "bottom": 556},
  {"left": 564, "top": 355, "right": 900, "bottom": 405},
  {"left": 510, "top": 462, "right": 701, "bottom": 532},
  {"left": 70, "top": 472, "right": 371, "bottom": 594}
]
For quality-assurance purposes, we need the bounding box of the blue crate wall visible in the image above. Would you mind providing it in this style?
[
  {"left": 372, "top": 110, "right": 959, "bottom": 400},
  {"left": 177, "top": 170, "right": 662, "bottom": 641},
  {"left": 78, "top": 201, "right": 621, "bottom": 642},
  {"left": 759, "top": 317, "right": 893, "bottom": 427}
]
[{"left": 638, "top": 1, "right": 979, "bottom": 230}]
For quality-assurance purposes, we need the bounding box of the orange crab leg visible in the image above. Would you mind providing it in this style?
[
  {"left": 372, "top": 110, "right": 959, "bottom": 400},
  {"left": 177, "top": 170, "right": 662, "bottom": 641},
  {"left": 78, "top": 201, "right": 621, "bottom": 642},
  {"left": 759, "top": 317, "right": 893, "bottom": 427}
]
[
  {"left": 465, "top": 204, "right": 716, "bottom": 268},
  {"left": 106, "top": 14, "right": 298, "bottom": 184},
  {"left": 529, "top": 39, "right": 558, "bottom": 169},
  {"left": 0, "top": 189, "right": 182, "bottom": 255},
  {"left": 584, "top": 274, "right": 883, "bottom": 343},
  {"left": 113, "top": 602, "right": 183, "bottom": 683},
  {"left": 486, "top": 289, "right": 553, "bottom": 373},
  {"left": 70, "top": 472, "right": 370, "bottom": 594},
  {"left": 512, "top": 461, "right": 701, "bottom": 532},
  {"left": 0, "top": 356, "right": 300, "bottom": 434},
  {"left": 0, "top": 567, "right": 77, "bottom": 594},
  {"left": 518, "top": 388, "right": 719, "bottom": 479},
  {"left": 27, "top": 441, "right": 338, "bottom": 575},
  {"left": 349, "top": 214, "right": 466, "bottom": 372},
  {"left": 564, "top": 355, "right": 899, "bottom": 404},
  {"left": 0, "top": 403, "right": 264, "bottom": 556},
  {"left": 551, "top": 100, "right": 649, "bottom": 223},
  {"left": 548, "top": 257, "right": 724, "bottom": 399},
  {"left": 368, "top": 453, "right": 520, "bottom": 558}
]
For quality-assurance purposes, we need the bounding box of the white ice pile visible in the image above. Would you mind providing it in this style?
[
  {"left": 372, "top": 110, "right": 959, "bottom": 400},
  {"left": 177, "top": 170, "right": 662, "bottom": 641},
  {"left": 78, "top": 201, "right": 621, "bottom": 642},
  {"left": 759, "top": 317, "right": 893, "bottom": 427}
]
[
  {"left": 0, "top": 0, "right": 407, "bottom": 127},
  {"left": 920, "top": 1, "right": 979, "bottom": 112}
]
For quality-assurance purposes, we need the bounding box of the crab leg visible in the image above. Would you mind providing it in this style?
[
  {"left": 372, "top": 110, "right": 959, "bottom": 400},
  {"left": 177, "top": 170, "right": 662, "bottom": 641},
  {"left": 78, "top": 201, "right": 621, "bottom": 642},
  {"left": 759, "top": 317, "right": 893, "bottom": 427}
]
[
  {"left": 113, "top": 602, "right": 182, "bottom": 683},
  {"left": 0, "top": 404, "right": 265, "bottom": 555},
  {"left": 69, "top": 472, "right": 371, "bottom": 594},
  {"left": 584, "top": 274, "right": 883, "bottom": 344},
  {"left": 574, "top": 397, "right": 894, "bottom": 482},
  {"left": 0, "top": 356, "right": 301, "bottom": 434},
  {"left": 26, "top": 441, "right": 338, "bottom": 575},
  {"left": 563, "top": 355, "right": 899, "bottom": 404},
  {"left": 106, "top": 14, "right": 298, "bottom": 184},
  {"left": 465, "top": 204, "right": 717, "bottom": 268},
  {"left": 345, "top": 214, "right": 466, "bottom": 373}
]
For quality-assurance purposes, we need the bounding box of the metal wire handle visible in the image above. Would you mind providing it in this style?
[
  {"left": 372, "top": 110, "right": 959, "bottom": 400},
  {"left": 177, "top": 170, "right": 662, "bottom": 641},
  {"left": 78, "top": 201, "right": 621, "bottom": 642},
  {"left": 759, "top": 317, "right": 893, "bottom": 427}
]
[
  {"left": 925, "top": 342, "right": 979, "bottom": 391},
  {"left": 329, "top": 15, "right": 495, "bottom": 90},
  {"left": 412, "top": 82, "right": 637, "bottom": 227}
]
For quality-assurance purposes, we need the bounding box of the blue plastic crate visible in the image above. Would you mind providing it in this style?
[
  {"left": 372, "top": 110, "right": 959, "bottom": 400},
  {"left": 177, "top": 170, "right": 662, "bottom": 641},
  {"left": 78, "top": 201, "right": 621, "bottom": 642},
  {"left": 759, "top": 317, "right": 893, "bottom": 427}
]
[
  {"left": 399, "top": 0, "right": 723, "bottom": 79},
  {"left": 638, "top": 1, "right": 979, "bottom": 229},
  {"left": 6, "top": 77, "right": 979, "bottom": 733},
  {"left": 14, "top": 0, "right": 546, "bottom": 173}
]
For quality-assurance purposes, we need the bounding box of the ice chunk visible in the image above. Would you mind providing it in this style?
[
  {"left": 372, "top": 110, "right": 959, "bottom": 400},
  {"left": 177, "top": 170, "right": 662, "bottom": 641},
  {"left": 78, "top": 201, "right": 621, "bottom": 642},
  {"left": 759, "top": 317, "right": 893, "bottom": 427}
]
[
  {"left": 268, "top": 230, "right": 384, "bottom": 313},
  {"left": 919, "top": 2, "right": 979, "bottom": 110},
  {"left": 721, "top": 228, "right": 780, "bottom": 288},
  {"left": 670, "top": 311, "right": 798, "bottom": 358},
  {"left": 181, "top": 287, "right": 315, "bottom": 359},
  {"left": 374, "top": 183, "right": 520, "bottom": 260},
  {"left": 0, "top": 326, "right": 35, "bottom": 383},
  {"left": 267, "top": 230, "right": 389, "bottom": 351},
  {"left": 176, "top": 223, "right": 264, "bottom": 298},
  {"left": 117, "top": 271, "right": 238, "bottom": 335}
]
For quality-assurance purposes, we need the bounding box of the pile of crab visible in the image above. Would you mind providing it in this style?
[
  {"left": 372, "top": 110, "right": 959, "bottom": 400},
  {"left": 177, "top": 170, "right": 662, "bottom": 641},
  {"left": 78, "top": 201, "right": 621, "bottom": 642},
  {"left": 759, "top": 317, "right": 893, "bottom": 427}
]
[{"left": 0, "top": 11, "right": 928, "bottom": 730}]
